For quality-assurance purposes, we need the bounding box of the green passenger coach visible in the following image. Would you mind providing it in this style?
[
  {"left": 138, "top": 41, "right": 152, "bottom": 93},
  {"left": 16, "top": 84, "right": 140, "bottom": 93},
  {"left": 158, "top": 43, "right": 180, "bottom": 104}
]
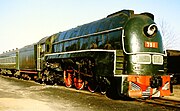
[{"left": 0, "top": 49, "right": 18, "bottom": 76}]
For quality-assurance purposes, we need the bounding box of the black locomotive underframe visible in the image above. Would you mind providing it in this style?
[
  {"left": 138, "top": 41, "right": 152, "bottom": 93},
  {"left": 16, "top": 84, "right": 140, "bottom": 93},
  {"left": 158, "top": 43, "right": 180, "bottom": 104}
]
[{"left": 45, "top": 49, "right": 116, "bottom": 77}]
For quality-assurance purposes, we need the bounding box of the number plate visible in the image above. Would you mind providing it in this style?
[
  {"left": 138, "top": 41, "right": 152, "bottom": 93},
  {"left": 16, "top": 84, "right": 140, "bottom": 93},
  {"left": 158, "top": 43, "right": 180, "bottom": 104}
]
[{"left": 144, "top": 41, "right": 158, "bottom": 48}]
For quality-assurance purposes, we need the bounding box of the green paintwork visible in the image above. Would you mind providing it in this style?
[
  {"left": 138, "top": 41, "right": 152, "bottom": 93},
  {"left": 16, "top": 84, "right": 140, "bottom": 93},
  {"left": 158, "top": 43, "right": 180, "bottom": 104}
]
[
  {"left": 124, "top": 14, "right": 163, "bottom": 53},
  {"left": 45, "top": 50, "right": 115, "bottom": 76},
  {"left": 0, "top": 50, "right": 17, "bottom": 70},
  {"left": 124, "top": 14, "right": 164, "bottom": 75},
  {"left": 115, "top": 50, "right": 125, "bottom": 75},
  {"left": 53, "top": 10, "right": 133, "bottom": 52},
  {"left": 45, "top": 10, "right": 165, "bottom": 77},
  {"left": 19, "top": 44, "right": 37, "bottom": 71},
  {"left": 36, "top": 36, "right": 50, "bottom": 71},
  {"left": 45, "top": 10, "right": 134, "bottom": 76}
]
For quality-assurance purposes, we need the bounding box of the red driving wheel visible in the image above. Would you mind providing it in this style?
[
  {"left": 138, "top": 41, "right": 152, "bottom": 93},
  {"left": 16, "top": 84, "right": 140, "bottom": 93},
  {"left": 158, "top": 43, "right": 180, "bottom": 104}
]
[
  {"left": 74, "top": 77, "right": 84, "bottom": 90},
  {"left": 64, "top": 70, "right": 73, "bottom": 88}
]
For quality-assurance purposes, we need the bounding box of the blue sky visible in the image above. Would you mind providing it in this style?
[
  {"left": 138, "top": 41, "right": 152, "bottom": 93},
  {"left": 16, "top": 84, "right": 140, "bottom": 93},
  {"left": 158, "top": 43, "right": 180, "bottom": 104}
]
[{"left": 0, "top": 0, "right": 180, "bottom": 53}]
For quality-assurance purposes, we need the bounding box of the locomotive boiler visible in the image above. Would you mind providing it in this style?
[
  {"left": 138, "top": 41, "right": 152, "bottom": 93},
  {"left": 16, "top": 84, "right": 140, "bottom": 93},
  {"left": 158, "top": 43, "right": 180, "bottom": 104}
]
[{"left": 0, "top": 10, "right": 171, "bottom": 99}]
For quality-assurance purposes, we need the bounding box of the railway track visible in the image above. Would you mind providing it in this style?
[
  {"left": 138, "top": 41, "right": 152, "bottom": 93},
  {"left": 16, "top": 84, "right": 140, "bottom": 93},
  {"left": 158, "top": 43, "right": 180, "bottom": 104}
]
[
  {"left": 136, "top": 97, "right": 180, "bottom": 109},
  {"left": 1, "top": 75, "right": 180, "bottom": 110}
]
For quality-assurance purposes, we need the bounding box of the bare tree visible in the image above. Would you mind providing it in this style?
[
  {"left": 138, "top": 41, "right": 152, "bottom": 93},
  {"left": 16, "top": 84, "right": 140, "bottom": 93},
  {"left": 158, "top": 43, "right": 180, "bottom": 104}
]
[{"left": 158, "top": 19, "right": 178, "bottom": 50}]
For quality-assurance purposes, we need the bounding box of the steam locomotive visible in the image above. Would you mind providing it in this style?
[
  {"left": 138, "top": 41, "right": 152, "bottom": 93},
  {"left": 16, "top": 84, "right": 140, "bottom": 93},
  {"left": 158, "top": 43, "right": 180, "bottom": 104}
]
[{"left": 0, "top": 10, "right": 171, "bottom": 99}]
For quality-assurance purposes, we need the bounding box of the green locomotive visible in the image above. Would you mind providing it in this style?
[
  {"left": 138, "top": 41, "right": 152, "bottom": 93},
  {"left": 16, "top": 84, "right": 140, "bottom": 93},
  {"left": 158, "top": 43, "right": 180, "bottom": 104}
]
[{"left": 0, "top": 10, "right": 171, "bottom": 99}]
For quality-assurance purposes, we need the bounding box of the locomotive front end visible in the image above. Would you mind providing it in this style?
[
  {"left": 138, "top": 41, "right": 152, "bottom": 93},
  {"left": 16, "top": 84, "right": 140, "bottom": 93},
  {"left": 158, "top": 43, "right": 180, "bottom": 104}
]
[{"left": 123, "top": 13, "right": 171, "bottom": 98}]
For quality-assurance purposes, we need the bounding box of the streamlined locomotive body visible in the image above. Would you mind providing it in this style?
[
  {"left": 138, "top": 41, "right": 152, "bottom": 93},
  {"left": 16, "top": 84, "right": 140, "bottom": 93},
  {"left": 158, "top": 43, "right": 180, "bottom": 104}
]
[{"left": 0, "top": 10, "right": 171, "bottom": 99}]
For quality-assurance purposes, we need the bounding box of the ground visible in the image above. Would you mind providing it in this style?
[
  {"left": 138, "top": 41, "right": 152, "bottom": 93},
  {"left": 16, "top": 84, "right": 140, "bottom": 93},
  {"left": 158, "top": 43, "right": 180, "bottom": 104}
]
[
  {"left": 164, "top": 85, "right": 180, "bottom": 101},
  {"left": 0, "top": 76, "right": 179, "bottom": 111}
]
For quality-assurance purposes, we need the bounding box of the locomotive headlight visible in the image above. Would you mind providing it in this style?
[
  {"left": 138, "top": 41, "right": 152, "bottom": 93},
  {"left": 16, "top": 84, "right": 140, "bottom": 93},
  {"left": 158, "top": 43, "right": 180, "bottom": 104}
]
[{"left": 144, "top": 24, "right": 158, "bottom": 37}]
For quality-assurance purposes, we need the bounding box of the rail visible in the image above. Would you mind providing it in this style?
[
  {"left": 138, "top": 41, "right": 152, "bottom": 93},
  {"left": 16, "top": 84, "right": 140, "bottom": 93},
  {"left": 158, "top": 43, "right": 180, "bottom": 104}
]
[{"left": 136, "top": 98, "right": 180, "bottom": 109}]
